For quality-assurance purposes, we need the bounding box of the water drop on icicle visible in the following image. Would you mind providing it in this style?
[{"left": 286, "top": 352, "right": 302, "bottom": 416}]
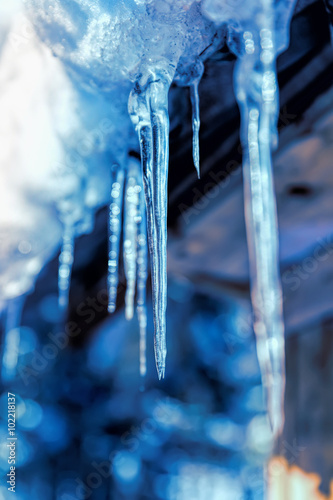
[
  {"left": 1, "top": 296, "right": 24, "bottom": 383},
  {"left": 128, "top": 68, "right": 172, "bottom": 380},
  {"left": 150, "top": 78, "right": 169, "bottom": 381},
  {"left": 108, "top": 164, "right": 125, "bottom": 314},
  {"left": 234, "top": 14, "right": 285, "bottom": 435},
  {"left": 58, "top": 223, "right": 75, "bottom": 311}
]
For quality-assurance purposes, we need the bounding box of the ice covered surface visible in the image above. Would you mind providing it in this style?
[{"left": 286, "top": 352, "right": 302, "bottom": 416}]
[{"left": 25, "top": 0, "right": 217, "bottom": 89}]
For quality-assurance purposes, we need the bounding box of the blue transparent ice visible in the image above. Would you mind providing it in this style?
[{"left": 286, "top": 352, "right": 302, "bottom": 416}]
[{"left": 1, "top": 0, "right": 299, "bottom": 428}]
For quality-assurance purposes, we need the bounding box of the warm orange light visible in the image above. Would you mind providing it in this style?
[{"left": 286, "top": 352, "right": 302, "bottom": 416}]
[{"left": 268, "top": 457, "right": 333, "bottom": 500}]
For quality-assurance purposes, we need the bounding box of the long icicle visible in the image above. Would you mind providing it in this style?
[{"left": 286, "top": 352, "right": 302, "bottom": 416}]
[
  {"left": 128, "top": 70, "right": 171, "bottom": 380},
  {"left": 234, "top": 13, "right": 285, "bottom": 435},
  {"left": 323, "top": 0, "right": 333, "bottom": 43},
  {"left": 108, "top": 164, "right": 125, "bottom": 313},
  {"left": 58, "top": 222, "right": 75, "bottom": 311},
  {"left": 136, "top": 177, "right": 148, "bottom": 379},
  {"left": 149, "top": 79, "right": 169, "bottom": 379}
]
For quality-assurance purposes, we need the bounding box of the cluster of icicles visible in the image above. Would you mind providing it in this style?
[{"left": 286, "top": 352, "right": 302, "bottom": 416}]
[
  {"left": 3, "top": 0, "right": 302, "bottom": 438},
  {"left": 116, "top": 0, "right": 295, "bottom": 436}
]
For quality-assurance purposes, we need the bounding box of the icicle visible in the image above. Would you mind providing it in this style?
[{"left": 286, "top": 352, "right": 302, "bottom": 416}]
[
  {"left": 189, "top": 62, "right": 204, "bottom": 179},
  {"left": 123, "top": 161, "right": 140, "bottom": 320},
  {"left": 233, "top": 9, "right": 285, "bottom": 435},
  {"left": 58, "top": 222, "right": 75, "bottom": 311},
  {"left": 245, "top": 102, "right": 285, "bottom": 436},
  {"left": 149, "top": 78, "right": 170, "bottom": 380},
  {"left": 136, "top": 184, "right": 148, "bottom": 379},
  {"left": 190, "top": 81, "right": 201, "bottom": 179},
  {"left": 1, "top": 296, "right": 24, "bottom": 383},
  {"left": 129, "top": 67, "right": 172, "bottom": 379},
  {"left": 124, "top": 157, "right": 148, "bottom": 377},
  {"left": 108, "top": 164, "right": 125, "bottom": 314}
]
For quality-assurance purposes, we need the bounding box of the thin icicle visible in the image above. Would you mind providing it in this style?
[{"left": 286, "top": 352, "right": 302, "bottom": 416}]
[
  {"left": 149, "top": 79, "right": 169, "bottom": 380},
  {"left": 58, "top": 222, "right": 75, "bottom": 311},
  {"left": 189, "top": 70, "right": 203, "bottom": 179},
  {"left": 123, "top": 161, "right": 141, "bottom": 320},
  {"left": 125, "top": 157, "right": 148, "bottom": 377},
  {"left": 234, "top": 13, "right": 285, "bottom": 435},
  {"left": 108, "top": 164, "right": 125, "bottom": 313},
  {"left": 1, "top": 296, "right": 24, "bottom": 383},
  {"left": 190, "top": 81, "right": 200, "bottom": 179},
  {"left": 129, "top": 68, "right": 172, "bottom": 379},
  {"left": 136, "top": 186, "right": 148, "bottom": 379},
  {"left": 245, "top": 101, "right": 285, "bottom": 435}
]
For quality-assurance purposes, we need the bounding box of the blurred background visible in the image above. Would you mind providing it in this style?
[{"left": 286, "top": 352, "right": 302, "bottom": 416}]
[{"left": 0, "top": 0, "right": 333, "bottom": 499}]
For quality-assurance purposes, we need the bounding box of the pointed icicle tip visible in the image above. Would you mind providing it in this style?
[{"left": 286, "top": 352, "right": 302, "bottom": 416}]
[
  {"left": 157, "top": 363, "right": 166, "bottom": 381},
  {"left": 156, "top": 341, "right": 167, "bottom": 381}
]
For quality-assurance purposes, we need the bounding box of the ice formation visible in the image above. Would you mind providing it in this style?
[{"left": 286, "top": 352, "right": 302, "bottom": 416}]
[
  {"left": 56, "top": 167, "right": 89, "bottom": 311},
  {"left": 1, "top": 0, "right": 305, "bottom": 435},
  {"left": 107, "top": 158, "right": 148, "bottom": 377},
  {"left": 190, "top": 75, "right": 202, "bottom": 179},
  {"left": 128, "top": 71, "right": 171, "bottom": 380},
  {"left": 203, "top": 0, "right": 297, "bottom": 434},
  {"left": 58, "top": 222, "right": 75, "bottom": 310}
]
